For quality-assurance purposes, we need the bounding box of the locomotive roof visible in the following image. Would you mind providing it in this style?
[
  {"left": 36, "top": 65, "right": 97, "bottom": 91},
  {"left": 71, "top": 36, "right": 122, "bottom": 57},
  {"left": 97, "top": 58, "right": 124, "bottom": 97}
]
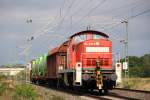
[{"left": 70, "top": 30, "right": 109, "bottom": 39}]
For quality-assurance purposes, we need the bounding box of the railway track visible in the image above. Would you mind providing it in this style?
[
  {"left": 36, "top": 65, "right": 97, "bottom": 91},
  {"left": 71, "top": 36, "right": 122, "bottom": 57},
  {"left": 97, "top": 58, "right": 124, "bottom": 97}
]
[
  {"left": 32, "top": 83, "right": 150, "bottom": 100},
  {"left": 115, "top": 88, "right": 150, "bottom": 93},
  {"left": 80, "top": 88, "right": 150, "bottom": 100},
  {"left": 107, "top": 88, "right": 150, "bottom": 100}
]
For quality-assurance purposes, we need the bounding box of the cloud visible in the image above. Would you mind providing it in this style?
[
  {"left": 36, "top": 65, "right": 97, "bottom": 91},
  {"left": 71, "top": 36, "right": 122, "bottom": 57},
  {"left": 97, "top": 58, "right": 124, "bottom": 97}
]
[{"left": 0, "top": 0, "right": 150, "bottom": 65}]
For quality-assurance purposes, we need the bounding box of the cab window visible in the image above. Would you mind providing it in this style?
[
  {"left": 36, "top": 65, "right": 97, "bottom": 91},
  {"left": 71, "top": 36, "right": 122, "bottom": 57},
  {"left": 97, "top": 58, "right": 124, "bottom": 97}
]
[
  {"left": 93, "top": 34, "right": 102, "bottom": 39},
  {"left": 74, "top": 34, "right": 86, "bottom": 43}
]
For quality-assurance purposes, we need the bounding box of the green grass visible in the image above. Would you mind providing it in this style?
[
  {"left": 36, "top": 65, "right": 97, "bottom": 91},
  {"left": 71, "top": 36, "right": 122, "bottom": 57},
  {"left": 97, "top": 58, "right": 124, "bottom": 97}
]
[
  {"left": 0, "top": 83, "right": 6, "bottom": 96},
  {"left": 0, "top": 73, "right": 67, "bottom": 100},
  {"left": 120, "top": 78, "right": 150, "bottom": 91},
  {"left": 13, "top": 84, "right": 37, "bottom": 100}
]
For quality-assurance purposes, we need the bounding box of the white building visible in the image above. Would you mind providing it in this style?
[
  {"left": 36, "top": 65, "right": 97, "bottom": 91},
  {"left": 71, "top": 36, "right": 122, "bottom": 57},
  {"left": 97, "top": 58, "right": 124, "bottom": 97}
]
[{"left": 0, "top": 68, "right": 25, "bottom": 76}]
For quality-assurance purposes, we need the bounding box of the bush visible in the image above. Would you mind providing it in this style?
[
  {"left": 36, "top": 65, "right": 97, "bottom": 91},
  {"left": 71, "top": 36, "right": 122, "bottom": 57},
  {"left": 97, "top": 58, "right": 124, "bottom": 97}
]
[
  {"left": 0, "top": 83, "right": 6, "bottom": 96},
  {"left": 13, "top": 84, "right": 37, "bottom": 100},
  {"left": 16, "top": 70, "right": 26, "bottom": 81},
  {"left": 0, "top": 74, "right": 6, "bottom": 81},
  {"left": 129, "top": 66, "right": 150, "bottom": 77}
]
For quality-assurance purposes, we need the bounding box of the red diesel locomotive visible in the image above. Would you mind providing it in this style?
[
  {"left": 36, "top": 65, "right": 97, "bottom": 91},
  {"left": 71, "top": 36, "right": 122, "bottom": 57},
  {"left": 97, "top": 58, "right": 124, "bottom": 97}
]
[{"left": 30, "top": 30, "right": 114, "bottom": 94}]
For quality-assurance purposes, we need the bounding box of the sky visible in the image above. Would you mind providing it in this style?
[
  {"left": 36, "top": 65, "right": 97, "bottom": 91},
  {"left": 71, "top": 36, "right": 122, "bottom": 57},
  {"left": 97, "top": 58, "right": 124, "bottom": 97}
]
[{"left": 0, "top": 0, "right": 150, "bottom": 65}]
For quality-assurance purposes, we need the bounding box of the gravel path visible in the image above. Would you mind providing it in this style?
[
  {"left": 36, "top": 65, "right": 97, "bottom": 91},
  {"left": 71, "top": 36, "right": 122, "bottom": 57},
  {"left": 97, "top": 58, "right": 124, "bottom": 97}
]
[
  {"left": 33, "top": 84, "right": 150, "bottom": 100},
  {"left": 33, "top": 85, "right": 90, "bottom": 100}
]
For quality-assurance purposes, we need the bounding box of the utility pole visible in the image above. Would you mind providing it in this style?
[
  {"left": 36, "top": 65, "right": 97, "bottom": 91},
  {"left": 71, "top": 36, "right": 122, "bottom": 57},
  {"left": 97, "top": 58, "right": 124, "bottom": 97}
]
[
  {"left": 116, "top": 52, "right": 120, "bottom": 63},
  {"left": 25, "top": 47, "right": 29, "bottom": 83},
  {"left": 121, "top": 20, "right": 129, "bottom": 78},
  {"left": 26, "top": 18, "right": 32, "bottom": 83}
]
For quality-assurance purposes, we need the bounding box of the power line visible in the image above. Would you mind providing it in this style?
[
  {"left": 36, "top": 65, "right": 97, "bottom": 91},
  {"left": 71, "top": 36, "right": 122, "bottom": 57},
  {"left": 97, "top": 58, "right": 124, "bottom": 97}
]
[
  {"left": 53, "top": 0, "right": 77, "bottom": 33},
  {"left": 69, "top": 0, "right": 94, "bottom": 17},
  {"left": 98, "top": 7, "right": 150, "bottom": 32},
  {"left": 23, "top": 0, "right": 76, "bottom": 62},
  {"left": 90, "top": 0, "right": 147, "bottom": 32},
  {"left": 66, "top": 0, "right": 96, "bottom": 34},
  {"left": 89, "top": 8, "right": 150, "bottom": 45},
  {"left": 27, "top": 0, "right": 67, "bottom": 41},
  {"left": 21, "top": 1, "right": 68, "bottom": 63},
  {"left": 129, "top": 8, "right": 150, "bottom": 20},
  {"left": 27, "top": 0, "right": 150, "bottom": 42},
  {"left": 73, "top": 0, "right": 107, "bottom": 26},
  {"left": 99, "top": 0, "right": 143, "bottom": 17}
]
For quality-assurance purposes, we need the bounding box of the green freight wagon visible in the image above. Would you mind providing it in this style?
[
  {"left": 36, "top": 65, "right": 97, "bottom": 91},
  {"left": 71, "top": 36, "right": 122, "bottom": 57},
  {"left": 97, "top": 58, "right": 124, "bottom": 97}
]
[
  {"left": 31, "top": 60, "right": 36, "bottom": 77},
  {"left": 35, "top": 58, "right": 40, "bottom": 77},
  {"left": 38, "top": 54, "right": 47, "bottom": 77}
]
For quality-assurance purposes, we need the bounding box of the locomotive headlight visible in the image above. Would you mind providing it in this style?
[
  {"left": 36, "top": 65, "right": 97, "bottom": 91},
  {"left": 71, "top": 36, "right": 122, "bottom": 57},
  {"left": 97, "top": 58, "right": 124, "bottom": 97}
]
[
  {"left": 85, "top": 70, "right": 88, "bottom": 73},
  {"left": 82, "top": 74, "right": 90, "bottom": 81}
]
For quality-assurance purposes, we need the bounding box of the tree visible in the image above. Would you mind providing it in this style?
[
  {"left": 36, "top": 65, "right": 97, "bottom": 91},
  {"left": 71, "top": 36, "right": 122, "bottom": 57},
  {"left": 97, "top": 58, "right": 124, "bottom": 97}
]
[
  {"left": 141, "top": 54, "right": 150, "bottom": 67},
  {"left": 120, "top": 54, "right": 150, "bottom": 77},
  {"left": 128, "top": 56, "right": 142, "bottom": 67}
]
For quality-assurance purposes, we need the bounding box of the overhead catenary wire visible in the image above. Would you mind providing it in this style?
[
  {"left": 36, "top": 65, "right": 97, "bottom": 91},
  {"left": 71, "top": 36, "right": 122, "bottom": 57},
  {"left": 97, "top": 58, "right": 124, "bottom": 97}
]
[
  {"left": 73, "top": 0, "right": 107, "bottom": 26},
  {"left": 27, "top": 0, "right": 110, "bottom": 40},
  {"left": 71, "top": 0, "right": 144, "bottom": 30},
  {"left": 69, "top": 0, "right": 87, "bottom": 16},
  {"left": 17, "top": 0, "right": 150, "bottom": 65},
  {"left": 28, "top": 0, "right": 105, "bottom": 41},
  {"left": 28, "top": 2, "right": 150, "bottom": 43},
  {"left": 20, "top": 1, "right": 68, "bottom": 63},
  {"left": 53, "top": 0, "right": 77, "bottom": 33},
  {"left": 22, "top": 0, "right": 77, "bottom": 59},
  {"left": 28, "top": 0, "right": 149, "bottom": 42},
  {"left": 99, "top": 7, "right": 150, "bottom": 32},
  {"left": 69, "top": 0, "right": 96, "bottom": 17},
  {"left": 65, "top": 0, "right": 99, "bottom": 34},
  {"left": 85, "top": 6, "right": 150, "bottom": 45},
  {"left": 26, "top": 0, "right": 150, "bottom": 45},
  {"left": 65, "top": 0, "right": 110, "bottom": 35},
  {"left": 27, "top": 0, "right": 67, "bottom": 41},
  {"left": 106, "top": 0, "right": 149, "bottom": 23},
  {"left": 99, "top": 0, "right": 144, "bottom": 17},
  {"left": 129, "top": 8, "right": 150, "bottom": 20},
  {"left": 101, "top": 8, "right": 150, "bottom": 43},
  {"left": 84, "top": 0, "right": 147, "bottom": 32}
]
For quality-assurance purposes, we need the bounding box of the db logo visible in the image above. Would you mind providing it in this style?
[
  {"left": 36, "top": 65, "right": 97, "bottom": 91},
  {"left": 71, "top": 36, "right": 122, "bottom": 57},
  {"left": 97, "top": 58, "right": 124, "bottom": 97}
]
[
  {"left": 116, "top": 63, "right": 122, "bottom": 70},
  {"left": 84, "top": 42, "right": 100, "bottom": 46},
  {"left": 117, "top": 64, "right": 120, "bottom": 67}
]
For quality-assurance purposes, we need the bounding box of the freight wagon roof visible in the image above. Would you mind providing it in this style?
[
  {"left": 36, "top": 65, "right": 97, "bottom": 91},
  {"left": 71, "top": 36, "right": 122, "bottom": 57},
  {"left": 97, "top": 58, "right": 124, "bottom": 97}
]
[
  {"left": 70, "top": 30, "right": 109, "bottom": 39},
  {"left": 48, "top": 47, "right": 59, "bottom": 56},
  {"left": 48, "top": 41, "right": 69, "bottom": 56}
]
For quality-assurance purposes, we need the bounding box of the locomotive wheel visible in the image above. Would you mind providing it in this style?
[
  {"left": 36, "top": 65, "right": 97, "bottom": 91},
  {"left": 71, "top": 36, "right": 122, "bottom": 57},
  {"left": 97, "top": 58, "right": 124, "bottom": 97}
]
[
  {"left": 99, "top": 89, "right": 108, "bottom": 95},
  {"left": 73, "top": 86, "right": 81, "bottom": 93}
]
